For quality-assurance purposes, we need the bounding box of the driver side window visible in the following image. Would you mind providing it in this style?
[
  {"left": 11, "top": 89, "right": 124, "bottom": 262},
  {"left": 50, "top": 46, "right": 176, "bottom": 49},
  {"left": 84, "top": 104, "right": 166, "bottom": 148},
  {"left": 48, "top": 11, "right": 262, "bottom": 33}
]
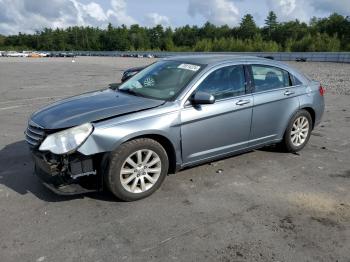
[{"left": 196, "top": 65, "right": 246, "bottom": 100}]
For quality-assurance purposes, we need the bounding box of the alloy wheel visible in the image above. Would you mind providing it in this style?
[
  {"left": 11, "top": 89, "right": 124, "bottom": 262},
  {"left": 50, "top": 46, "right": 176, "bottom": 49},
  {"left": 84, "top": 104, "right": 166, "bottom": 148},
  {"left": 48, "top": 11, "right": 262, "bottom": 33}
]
[
  {"left": 120, "top": 149, "right": 161, "bottom": 193},
  {"left": 290, "top": 116, "right": 309, "bottom": 147}
]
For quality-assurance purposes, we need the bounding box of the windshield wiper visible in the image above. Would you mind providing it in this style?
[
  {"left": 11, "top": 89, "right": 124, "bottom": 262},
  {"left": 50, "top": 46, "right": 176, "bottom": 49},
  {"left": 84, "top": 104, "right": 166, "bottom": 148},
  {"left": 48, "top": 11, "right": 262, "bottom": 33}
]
[
  {"left": 108, "top": 83, "right": 120, "bottom": 90},
  {"left": 118, "top": 88, "right": 143, "bottom": 97}
]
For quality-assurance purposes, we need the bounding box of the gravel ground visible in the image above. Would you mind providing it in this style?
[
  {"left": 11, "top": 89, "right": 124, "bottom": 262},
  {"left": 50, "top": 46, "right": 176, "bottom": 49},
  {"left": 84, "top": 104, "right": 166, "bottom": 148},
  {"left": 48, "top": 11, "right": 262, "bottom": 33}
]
[
  {"left": 287, "top": 61, "right": 350, "bottom": 95},
  {"left": 0, "top": 57, "right": 349, "bottom": 262}
]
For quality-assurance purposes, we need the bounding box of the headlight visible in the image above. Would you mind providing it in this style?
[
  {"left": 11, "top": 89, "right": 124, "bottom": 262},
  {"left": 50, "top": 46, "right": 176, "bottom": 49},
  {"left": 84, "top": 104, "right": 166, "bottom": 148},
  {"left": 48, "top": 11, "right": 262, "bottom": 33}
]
[{"left": 39, "top": 123, "right": 93, "bottom": 154}]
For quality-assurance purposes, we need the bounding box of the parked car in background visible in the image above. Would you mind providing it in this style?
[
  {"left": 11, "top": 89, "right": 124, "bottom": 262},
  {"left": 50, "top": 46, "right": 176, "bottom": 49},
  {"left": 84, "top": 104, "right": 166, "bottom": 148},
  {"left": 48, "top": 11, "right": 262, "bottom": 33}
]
[
  {"left": 61, "top": 52, "right": 75, "bottom": 57},
  {"left": 22, "top": 51, "right": 33, "bottom": 57},
  {"left": 296, "top": 57, "right": 307, "bottom": 62},
  {"left": 47, "top": 52, "right": 75, "bottom": 57},
  {"left": 5, "top": 51, "right": 24, "bottom": 57},
  {"left": 28, "top": 52, "right": 48, "bottom": 58},
  {"left": 25, "top": 55, "right": 325, "bottom": 201},
  {"left": 121, "top": 66, "right": 146, "bottom": 82}
]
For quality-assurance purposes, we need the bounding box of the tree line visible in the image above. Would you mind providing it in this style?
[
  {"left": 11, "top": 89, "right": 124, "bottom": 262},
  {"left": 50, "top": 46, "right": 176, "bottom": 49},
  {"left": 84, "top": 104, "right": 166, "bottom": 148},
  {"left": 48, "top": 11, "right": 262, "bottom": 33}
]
[{"left": 1, "top": 12, "right": 349, "bottom": 52}]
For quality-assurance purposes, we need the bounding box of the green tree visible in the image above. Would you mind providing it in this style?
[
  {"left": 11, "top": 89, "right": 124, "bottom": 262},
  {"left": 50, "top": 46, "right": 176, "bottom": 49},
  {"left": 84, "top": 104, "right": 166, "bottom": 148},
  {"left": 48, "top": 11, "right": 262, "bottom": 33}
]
[
  {"left": 265, "top": 11, "right": 278, "bottom": 29},
  {"left": 0, "top": 34, "right": 5, "bottom": 46},
  {"left": 264, "top": 11, "right": 278, "bottom": 39},
  {"left": 162, "top": 27, "right": 175, "bottom": 50},
  {"left": 149, "top": 25, "right": 164, "bottom": 49},
  {"left": 0, "top": 12, "right": 348, "bottom": 52},
  {"left": 238, "top": 14, "right": 259, "bottom": 39}
]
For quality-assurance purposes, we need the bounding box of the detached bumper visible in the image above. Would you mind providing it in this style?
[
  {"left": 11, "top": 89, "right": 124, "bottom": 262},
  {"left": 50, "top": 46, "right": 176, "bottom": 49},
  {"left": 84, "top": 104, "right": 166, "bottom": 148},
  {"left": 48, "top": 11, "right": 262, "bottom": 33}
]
[{"left": 32, "top": 151, "right": 101, "bottom": 195}]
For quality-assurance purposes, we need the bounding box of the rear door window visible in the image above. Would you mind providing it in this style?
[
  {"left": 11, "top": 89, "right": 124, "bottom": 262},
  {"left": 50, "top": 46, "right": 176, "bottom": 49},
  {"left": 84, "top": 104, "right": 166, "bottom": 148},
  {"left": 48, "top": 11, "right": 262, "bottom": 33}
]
[{"left": 251, "top": 65, "right": 292, "bottom": 92}]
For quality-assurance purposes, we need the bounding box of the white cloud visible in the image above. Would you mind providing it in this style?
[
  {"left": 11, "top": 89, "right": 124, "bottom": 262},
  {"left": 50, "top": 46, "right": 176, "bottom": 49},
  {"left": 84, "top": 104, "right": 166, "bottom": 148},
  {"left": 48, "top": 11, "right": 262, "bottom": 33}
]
[
  {"left": 310, "top": 0, "right": 350, "bottom": 15},
  {"left": 265, "top": 0, "right": 309, "bottom": 22},
  {"left": 188, "top": 0, "right": 240, "bottom": 26},
  {"left": 0, "top": 0, "right": 136, "bottom": 35},
  {"left": 107, "top": 0, "right": 137, "bottom": 26},
  {"left": 145, "top": 13, "right": 170, "bottom": 27},
  {"left": 0, "top": 0, "right": 347, "bottom": 35},
  {"left": 82, "top": 3, "right": 108, "bottom": 22}
]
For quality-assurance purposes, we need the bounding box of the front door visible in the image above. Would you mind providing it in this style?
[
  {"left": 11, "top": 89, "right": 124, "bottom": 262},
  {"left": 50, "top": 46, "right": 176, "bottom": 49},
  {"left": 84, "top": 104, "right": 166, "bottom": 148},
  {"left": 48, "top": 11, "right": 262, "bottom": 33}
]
[{"left": 180, "top": 65, "right": 253, "bottom": 164}]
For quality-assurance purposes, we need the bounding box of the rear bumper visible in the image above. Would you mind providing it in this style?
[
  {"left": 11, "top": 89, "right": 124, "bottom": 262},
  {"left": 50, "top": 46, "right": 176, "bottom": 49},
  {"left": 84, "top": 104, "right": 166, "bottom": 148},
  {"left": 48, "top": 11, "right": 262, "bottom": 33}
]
[
  {"left": 32, "top": 151, "right": 101, "bottom": 195},
  {"left": 314, "top": 98, "right": 325, "bottom": 127}
]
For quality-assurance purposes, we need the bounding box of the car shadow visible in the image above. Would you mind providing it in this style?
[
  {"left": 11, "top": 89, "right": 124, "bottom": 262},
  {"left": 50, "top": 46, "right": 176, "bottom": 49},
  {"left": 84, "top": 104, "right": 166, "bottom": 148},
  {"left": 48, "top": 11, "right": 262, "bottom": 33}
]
[
  {"left": 0, "top": 140, "right": 118, "bottom": 202},
  {"left": 0, "top": 140, "right": 291, "bottom": 202},
  {"left": 257, "top": 144, "right": 288, "bottom": 153}
]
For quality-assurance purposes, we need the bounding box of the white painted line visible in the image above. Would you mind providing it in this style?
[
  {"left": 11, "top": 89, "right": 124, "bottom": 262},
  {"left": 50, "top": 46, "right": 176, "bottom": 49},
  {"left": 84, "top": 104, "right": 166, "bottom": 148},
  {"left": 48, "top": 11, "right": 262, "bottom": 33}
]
[
  {"left": 0, "top": 105, "right": 24, "bottom": 111},
  {"left": 0, "top": 95, "right": 73, "bottom": 111},
  {"left": 0, "top": 95, "right": 71, "bottom": 105}
]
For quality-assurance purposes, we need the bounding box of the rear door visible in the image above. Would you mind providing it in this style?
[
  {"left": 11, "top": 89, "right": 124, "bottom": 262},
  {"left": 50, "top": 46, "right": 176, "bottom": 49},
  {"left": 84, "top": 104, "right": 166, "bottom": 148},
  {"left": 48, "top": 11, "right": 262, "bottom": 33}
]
[
  {"left": 180, "top": 64, "right": 253, "bottom": 164},
  {"left": 249, "top": 64, "right": 302, "bottom": 146}
]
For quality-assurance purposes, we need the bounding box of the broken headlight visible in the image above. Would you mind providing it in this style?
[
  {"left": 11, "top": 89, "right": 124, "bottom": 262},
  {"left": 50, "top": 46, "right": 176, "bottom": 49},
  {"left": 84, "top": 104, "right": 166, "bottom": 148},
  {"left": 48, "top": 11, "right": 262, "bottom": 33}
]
[{"left": 39, "top": 123, "right": 93, "bottom": 155}]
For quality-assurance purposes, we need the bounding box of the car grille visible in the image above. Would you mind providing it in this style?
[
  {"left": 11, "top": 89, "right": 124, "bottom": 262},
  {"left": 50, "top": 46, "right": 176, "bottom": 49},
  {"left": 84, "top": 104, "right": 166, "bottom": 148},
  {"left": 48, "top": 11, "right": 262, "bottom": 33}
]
[{"left": 25, "top": 121, "right": 45, "bottom": 148}]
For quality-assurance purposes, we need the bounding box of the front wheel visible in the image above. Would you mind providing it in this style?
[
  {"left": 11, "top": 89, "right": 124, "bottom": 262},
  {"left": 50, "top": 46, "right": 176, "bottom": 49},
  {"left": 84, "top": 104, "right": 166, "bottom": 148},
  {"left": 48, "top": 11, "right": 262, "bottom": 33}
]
[
  {"left": 281, "top": 110, "right": 312, "bottom": 153},
  {"left": 105, "top": 138, "right": 168, "bottom": 201}
]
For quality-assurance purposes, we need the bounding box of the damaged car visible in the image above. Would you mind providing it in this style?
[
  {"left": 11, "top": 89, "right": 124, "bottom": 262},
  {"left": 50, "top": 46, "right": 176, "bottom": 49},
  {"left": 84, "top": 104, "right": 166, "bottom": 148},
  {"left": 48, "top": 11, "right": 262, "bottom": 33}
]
[{"left": 25, "top": 55, "right": 325, "bottom": 201}]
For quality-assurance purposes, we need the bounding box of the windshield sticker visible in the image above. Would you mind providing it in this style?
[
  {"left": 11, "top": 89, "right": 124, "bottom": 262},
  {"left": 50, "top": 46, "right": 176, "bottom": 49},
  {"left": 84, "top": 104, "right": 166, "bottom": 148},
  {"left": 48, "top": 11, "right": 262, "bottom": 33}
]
[
  {"left": 178, "top": 64, "right": 201, "bottom": 71},
  {"left": 143, "top": 77, "right": 155, "bottom": 87}
]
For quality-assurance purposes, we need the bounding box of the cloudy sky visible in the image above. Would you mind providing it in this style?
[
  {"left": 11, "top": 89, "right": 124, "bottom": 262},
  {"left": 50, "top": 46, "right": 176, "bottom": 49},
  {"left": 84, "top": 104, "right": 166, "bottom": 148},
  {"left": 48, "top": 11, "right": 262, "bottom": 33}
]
[{"left": 0, "top": 0, "right": 349, "bottom": 35}]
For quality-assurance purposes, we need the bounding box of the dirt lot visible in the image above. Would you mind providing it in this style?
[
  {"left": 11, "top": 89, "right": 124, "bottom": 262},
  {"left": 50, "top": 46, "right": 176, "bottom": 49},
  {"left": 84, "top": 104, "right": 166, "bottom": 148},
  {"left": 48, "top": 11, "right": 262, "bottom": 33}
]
[{"left": 0, "top": 57, "right": 349, "bottom": 262}]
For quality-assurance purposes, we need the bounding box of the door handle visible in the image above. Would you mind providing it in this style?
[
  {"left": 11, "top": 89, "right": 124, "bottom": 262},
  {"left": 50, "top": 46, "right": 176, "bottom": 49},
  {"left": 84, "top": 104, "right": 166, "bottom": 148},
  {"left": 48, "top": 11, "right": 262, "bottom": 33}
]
[
  {"left": 284, "top": 90, "right": 295, "bottom": 96},
  {"left": 236, "top": 100, "right": 250, "bottom": 106}
]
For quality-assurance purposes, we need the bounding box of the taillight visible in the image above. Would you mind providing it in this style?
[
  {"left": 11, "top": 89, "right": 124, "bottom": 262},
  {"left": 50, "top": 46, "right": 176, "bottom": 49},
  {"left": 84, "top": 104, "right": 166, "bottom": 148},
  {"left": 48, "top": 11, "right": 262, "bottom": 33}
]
[{"left": 319, "top": 85, "right": 325, "bottom": 96}]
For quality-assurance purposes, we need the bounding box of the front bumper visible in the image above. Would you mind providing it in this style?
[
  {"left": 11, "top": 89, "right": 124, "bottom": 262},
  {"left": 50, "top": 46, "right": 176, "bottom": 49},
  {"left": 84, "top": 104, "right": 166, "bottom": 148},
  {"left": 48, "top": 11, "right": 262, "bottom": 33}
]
[{"left": 32, "top": 151, "right": 102, "bottom": 195}]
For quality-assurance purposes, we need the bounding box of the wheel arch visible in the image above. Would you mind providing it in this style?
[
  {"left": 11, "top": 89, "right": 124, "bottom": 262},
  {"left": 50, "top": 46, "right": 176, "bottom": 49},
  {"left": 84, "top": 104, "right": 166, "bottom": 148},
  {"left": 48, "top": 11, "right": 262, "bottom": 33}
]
[
  {"left": 120, "top": 133, "right": 178, "bottom": 174},
  {"left": 300, "top": 107, "right": 316, "bottom": 129},
  {"left": 282, "top": 106, "right": 315, "bottom": 139}
]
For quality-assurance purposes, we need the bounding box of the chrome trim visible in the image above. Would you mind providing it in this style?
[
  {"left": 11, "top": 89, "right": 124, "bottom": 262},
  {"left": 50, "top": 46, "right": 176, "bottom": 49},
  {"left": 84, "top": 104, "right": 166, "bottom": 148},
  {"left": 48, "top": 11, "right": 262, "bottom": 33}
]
[
  {"left": 25, "top": 120, "right": 45, "bottom": 148},
  {"left": 27, "top": 126, "right": 44, "bottom": 136},
  {"left": 25, "top": 130, "right": 41, "bottom": 140},
  {"left": 25, "top": 136, "right": 37, "bottom": 146},
  {"left": 29, "top": 120, "right": 44, "bottom": 129}
]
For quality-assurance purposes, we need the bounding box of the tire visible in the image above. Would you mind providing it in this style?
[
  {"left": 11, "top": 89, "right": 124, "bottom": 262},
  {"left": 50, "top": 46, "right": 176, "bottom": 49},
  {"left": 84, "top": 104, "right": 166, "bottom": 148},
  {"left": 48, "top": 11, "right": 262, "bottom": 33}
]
[
  {"left": 281, "top": 110, "right": 312, "bottom": 153},
  {"left": 105, "top": 138, "right": 168, "bottom": 201}
]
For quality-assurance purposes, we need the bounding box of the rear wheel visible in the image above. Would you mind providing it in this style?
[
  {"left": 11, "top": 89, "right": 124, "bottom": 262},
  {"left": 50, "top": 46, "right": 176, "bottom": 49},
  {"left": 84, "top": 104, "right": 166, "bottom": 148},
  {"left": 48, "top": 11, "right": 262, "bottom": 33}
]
[
  {"left": 282, "top": 110, "right": 312, "bottom": 152},
  {"left": 106, "top": 138, "right": 168, "bottom": 201}
]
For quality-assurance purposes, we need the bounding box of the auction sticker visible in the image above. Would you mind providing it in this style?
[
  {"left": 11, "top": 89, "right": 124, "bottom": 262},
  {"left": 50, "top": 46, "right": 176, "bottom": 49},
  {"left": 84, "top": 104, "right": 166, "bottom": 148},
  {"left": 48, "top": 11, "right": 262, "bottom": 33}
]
[{"left": 178, "top": 64, "right": 201, "bottom": 71}]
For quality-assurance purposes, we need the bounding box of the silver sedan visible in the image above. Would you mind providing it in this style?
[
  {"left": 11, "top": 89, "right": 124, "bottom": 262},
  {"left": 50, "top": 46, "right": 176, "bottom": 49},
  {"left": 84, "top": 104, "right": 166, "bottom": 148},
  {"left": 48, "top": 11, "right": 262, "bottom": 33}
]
[{"left": 25, "top": 55, "right": 325, "bottom": 201}]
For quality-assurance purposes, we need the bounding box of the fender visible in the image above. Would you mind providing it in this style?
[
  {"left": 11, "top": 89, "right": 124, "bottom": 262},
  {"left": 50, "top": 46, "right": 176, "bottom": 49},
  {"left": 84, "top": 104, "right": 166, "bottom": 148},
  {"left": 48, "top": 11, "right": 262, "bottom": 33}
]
[{"left": 77, "top": 110, "right": 182, "bottom": 162}]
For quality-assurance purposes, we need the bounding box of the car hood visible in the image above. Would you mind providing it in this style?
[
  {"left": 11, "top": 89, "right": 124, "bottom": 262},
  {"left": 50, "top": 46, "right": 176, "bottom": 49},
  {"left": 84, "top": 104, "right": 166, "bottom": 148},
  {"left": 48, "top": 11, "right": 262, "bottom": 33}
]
[{"left": 31, "top": 89, "right": 165, "bottom": 129}]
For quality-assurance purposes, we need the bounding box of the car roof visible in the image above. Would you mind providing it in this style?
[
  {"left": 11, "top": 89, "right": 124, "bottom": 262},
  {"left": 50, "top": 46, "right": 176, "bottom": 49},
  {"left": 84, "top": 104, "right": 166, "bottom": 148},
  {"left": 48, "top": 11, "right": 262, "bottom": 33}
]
[
  {"left": 163, "top": 54, "right": 310, "bottom": 85},
  {"left": 164, "top": 54, "right": 271, "bottom": 66}
]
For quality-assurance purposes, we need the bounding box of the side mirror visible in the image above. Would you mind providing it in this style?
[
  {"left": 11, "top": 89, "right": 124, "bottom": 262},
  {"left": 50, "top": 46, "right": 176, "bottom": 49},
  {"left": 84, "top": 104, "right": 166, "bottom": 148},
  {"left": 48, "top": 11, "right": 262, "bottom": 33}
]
[{"left": 191, "top": 92, "right": 215, "bottom": 105}]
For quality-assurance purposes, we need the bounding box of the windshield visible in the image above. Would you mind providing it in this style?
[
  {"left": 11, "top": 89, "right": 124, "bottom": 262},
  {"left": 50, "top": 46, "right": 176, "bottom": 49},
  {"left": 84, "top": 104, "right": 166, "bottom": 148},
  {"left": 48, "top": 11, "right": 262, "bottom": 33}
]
[{"left": 118, "top": 60, "right": 204, "bottom": 100}]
